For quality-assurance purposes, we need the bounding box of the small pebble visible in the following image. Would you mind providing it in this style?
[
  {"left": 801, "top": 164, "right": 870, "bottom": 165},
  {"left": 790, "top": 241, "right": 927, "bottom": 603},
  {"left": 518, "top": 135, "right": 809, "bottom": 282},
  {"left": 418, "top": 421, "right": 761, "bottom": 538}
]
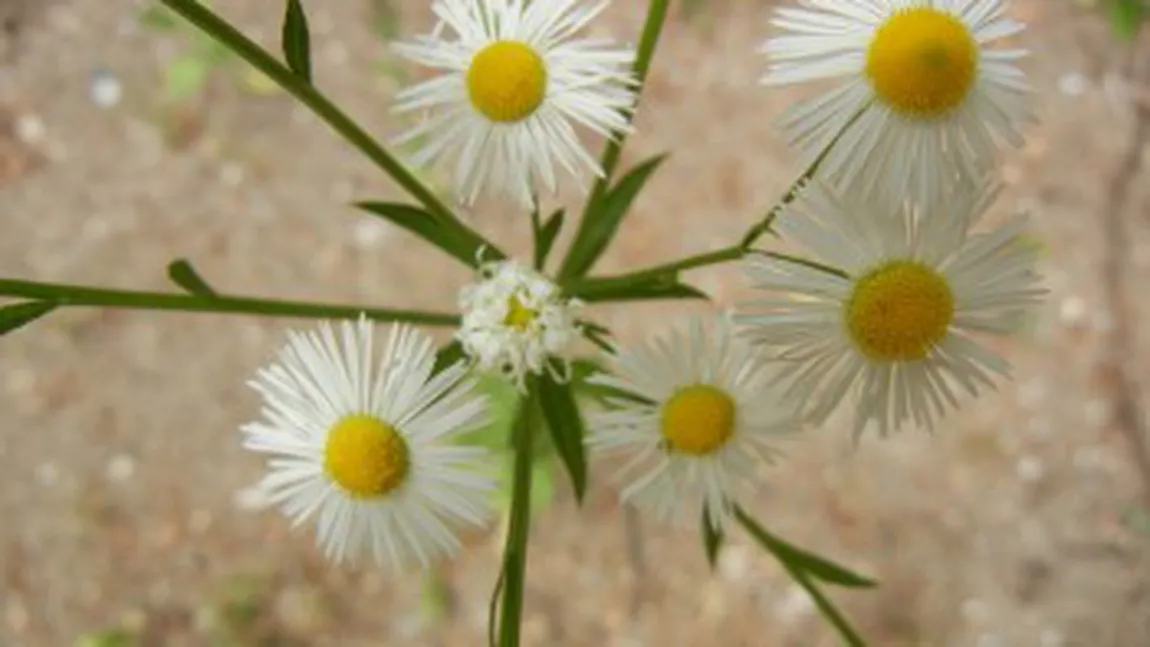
[
  {"left": 90, "top": 68, "right": 123, "bottom": 109},
  {"left": 35, "top": 462, "right": 59, "bottom": 487},
  {"left": 106, "top": 453, "right": 136, "bottom": 482},
  {"left": 1015, "top": 456, "right": 1044, "bottom": 483},
  {"left": 1057, "top": 72, "right": 1087, "bottom": 97},
  {"left": 14, "top": 113, "right": 46, "bottom": 145}
]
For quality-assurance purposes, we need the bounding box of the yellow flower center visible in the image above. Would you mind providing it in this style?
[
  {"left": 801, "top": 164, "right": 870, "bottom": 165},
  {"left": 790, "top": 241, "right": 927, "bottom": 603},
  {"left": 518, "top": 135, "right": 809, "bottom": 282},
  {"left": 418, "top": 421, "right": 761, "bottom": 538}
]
[
  {"left": 323, "top": 415, "right": 410, "bottom": 499},
  {"left": 845, "top": 260, "right": 955, "bottom": 362},
  {"left": 865, "top": 8, "right": 978, "bottom": 119},
  {"left": 503, "top": 294, "right": 538, "bottom": 331},
  {"left": 467, "top": 41, "right": 548, "bottom": 123},
  {"left": 660, "top": 385, "right": 737, "bottom": 456}
]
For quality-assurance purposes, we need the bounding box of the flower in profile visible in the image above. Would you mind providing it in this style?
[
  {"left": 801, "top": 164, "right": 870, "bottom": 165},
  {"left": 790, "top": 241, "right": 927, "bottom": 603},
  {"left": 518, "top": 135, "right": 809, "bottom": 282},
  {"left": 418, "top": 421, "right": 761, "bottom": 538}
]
[
  {"left": 241, "top": 318, "right": 495, "bottom": 570},
  {"left": 392, "top": 0, "right": 636, "bottom": 207},
  {"left": 761, "top": 0, "right": 1030, "bottom": 209},
  {"left": 587, "top": 316, "right": 798, "bottom": 530},
  {"left": 457, "top": 259, "right": 582, "bottom": 388},
  {"left": 738, "top": 181, "right": 1044, "bottom": 438}
]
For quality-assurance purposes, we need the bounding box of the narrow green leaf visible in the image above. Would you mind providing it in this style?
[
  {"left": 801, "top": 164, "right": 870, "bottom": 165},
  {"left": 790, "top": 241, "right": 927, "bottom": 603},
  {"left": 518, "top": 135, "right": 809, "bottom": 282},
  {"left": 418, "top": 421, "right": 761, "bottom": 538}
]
[
  {"left": 537, "top": 370, "right": 588, "bottom": 503},
  {"left": 533, "top": 208, "right": 565, "bottom": 270},
  {"left": 1110, "top": 0, "right": 1146, "bottom": 40},
  {"left": 702, "top": 509, "right": 723, "bottom": 570},
  {"left": 0, "top": 301, "right": 57, "bottom": 336},
  {"left": 736, "top": 507, "right": 876, "bottom": 589},
  {"left": 574, "top": 275, "right": 708, "bottom": 303},
  {"left": 560, "top": 154, "right": 668, "bottom": 281},
  {"left": 282, "top": 0, "right": 312, "bottom": 82},
  {"left": 167, "top": 259, "right": 216, "bottom": 296},
  {"left": 355, "top": 202, "right": 482, "bottom": 268}
]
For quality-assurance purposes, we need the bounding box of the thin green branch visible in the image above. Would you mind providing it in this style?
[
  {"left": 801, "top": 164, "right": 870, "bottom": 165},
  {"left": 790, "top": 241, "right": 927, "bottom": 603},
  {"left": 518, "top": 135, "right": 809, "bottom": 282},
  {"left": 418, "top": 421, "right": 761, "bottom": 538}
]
[
  {"left": 739, "top": 102, "right": 871, "bottom": 249},
  {"left": 158, "top": 0, "right": 504, "bottom": 260},
  {"left": 0, "top": 278, "right": 459, "bottom": 326},
  {"left": 750, "top": 250, "right": 851, "bottom": 280}
]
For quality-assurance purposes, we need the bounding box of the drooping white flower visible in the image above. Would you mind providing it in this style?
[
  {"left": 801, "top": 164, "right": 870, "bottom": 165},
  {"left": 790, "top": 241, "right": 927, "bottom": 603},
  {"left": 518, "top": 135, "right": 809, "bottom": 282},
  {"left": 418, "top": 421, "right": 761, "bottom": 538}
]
[
  {"left": 738, "top": 181, "right": 1044, "bottom": 437},
  {"left": 761, "top": 0, "right": 1031, "bottom": 210},
  {"left": 393, "top": 0, "right": 637, "bottom": 207},
  {"left": 587, "top": 316, "right": 799, "bottom": 530},
  {"left": 457, "top": 259, "right": 583, "bottom": 387},
  {"left": 241, "top": 318, "right": 496, "bottom": 570}
]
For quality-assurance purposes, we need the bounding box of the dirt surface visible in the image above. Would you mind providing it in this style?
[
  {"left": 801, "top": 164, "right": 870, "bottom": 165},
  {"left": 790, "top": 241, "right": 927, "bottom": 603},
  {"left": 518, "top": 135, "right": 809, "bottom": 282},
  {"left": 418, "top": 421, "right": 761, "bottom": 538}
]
[{"left": 3, "top": 1, "right": 1150, "bottom": 646}]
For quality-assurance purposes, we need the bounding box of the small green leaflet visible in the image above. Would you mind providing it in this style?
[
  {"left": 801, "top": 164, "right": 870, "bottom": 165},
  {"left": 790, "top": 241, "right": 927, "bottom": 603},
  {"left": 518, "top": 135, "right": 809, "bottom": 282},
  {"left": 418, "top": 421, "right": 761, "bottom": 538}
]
[
  {"left": 533, "top": 208, "right": 565, "bottom": 271},
  {"left": 0, "top": 301, "right": 57, "bottom": 336},
  {"left": 702, "top": 509, "right": 723, "bottom": 570},
  {"left": 167, "top": 259, "right": 216, "bottom": 296},
  {"left": 559, "top": 154, "right": 668, "bottom": 281},
  {"left": 282, "top": 0, "right": 313, "bottom": 82},
  {"left": 355, "top": 202, "right": 484, "bottom": 269},
  {"left": 573, "top": 274, "right": 708, "bottom": 303},
  {"left": 537, "top": 370, "right": 588, "bottom": 503}
]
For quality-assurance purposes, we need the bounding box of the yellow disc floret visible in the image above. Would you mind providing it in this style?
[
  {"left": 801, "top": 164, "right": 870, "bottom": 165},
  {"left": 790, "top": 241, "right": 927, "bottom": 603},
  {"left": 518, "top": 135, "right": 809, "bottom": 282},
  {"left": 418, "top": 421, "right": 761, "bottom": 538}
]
[
  {"left": 467, "top": 41, "right": 548, "bottom": 123},
  {"left": 504, "top": 294, "right": 538, "bottom": 331},
  {"left": 324, "top": 415, "right": 410, "bottom": 499},
  {"left": 660, "top": 385, "right": 737, "bottom": 456},
  {"left": 865, "top": 8, "right": 978, "bottom": 119},
  {"left": 846, "top": 260, "right": 955, "bottom": 362}
]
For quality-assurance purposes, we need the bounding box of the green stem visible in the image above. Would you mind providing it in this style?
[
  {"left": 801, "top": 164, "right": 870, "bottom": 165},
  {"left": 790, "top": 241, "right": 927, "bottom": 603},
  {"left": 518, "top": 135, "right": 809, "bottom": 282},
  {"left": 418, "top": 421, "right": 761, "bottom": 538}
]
[
  {"left": 567, "top": 245, "right": 743, "bottom": 294},
  {"left": 739, "top": 103, "right": 870, "bottom": 249},
  {"left": 558, "top": 0, "right": 670, "bottom": 282},
  {"left": 734, "top": 507, "right": 867, "bottom": 647},
  {"left": 0, "top": 278, "right": 459, "bottom": 326},
  {"left": 751, "top": 250, "right": 850, "bottom": 280},
  {"left": 158, "top": 0, "right": 503, "bottom": 260},
  {"left": 497, "top": 384, "right": 539, "bottom": 647}
]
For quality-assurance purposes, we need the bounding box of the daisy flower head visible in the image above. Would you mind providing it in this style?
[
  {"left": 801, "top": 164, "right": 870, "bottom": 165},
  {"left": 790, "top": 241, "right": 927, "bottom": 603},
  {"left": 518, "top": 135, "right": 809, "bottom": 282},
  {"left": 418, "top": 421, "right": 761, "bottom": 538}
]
[
  {"left": 738, "top": 180, "right": 1044, "bottom": 438},
  {"left": 241, "top": 318, "right": 496, "bottom": 571},
  {"left": 457, "top": 258, "right": 583, "bottom": 388},
  {"left": 761, "top": 0, "right": 1031, "bottom": 210},
  {"left": 587, "top": 316, "right": 799, "bottom": 530},
  {"left": 392, "top": 0, "right": 637, "bottom": 207}
]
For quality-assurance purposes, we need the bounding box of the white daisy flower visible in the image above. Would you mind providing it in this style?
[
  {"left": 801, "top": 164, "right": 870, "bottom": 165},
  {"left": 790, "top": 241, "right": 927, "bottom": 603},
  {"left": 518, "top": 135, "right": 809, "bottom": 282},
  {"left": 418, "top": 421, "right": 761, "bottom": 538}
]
[
  {"left": 738, "top": 181, "right": 1044, "bottom": 438},
  {"left": 458, "top": 259, "right": 583, "bottom": 388},
  {"left": 242, "top": 318, "right": 496, "bottom": 570},
  {"left": 392, "top": 0, "right": 637, "bottom": 207},
  {"left": 761, "top": 0, "right": 1031, "bottom": 209},
  {"left": 587, "top": 316, "right": 799, "bottom": 530}
]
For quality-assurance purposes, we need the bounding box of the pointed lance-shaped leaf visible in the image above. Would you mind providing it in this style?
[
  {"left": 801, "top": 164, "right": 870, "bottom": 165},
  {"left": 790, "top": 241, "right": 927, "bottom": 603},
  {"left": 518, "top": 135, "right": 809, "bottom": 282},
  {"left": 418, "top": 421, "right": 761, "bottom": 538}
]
[
  {"left": 355, "top": 202, "right": 484, "bottom": 269},
  {"left": 533, "top": 208, "right": 565, "bottom": 270},
  {"left": 560, "top": 154, "right": 668, "bottom": 281},
  {"left": 573, "top": 274, "right": 708, "bottom": 303},
  {"left": 537, "top": 368, "right": 588, "bottom": 503},
  {"left": 282, "top": 0, "right": 312, "bottom": 82},
  {"left": 0, "top": 300, "right": 57, "bottom": 336},
  {"left": 702, "top": 508, "right": 724, "bottom": 570}
]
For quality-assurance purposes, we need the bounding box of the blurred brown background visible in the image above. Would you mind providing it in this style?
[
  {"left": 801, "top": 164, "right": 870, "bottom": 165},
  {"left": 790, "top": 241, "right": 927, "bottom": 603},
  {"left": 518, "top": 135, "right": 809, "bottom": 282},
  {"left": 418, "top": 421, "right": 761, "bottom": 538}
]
[{"left": 2, "top": 0, "right": 1150, "bottom": 645}]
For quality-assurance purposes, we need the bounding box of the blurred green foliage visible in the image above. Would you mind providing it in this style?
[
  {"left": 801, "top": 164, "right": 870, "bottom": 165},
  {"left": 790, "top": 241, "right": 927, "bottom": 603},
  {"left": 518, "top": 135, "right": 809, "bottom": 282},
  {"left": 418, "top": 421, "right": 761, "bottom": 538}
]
[{"left": 1107, "top": 0, "right": 1147, "bottom": 40}]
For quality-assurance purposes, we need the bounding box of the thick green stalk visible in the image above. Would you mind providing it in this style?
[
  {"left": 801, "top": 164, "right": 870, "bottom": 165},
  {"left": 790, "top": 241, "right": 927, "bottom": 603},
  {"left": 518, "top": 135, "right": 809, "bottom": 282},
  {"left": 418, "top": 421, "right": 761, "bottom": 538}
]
[
  {"left": 734, "top": 507, "right": 867, "bottom": 647},
  {"left": 0, "top": 279, "right": 459, "bottom": 325},
  {"left": 558, "top": 0, "right": 671, "bottom": 282},
  {"left": 497, "top": 385, "right": 539, "bottom": 647},
  {"left": 158, "top": 0, "right": 503, "bottom": 259}
]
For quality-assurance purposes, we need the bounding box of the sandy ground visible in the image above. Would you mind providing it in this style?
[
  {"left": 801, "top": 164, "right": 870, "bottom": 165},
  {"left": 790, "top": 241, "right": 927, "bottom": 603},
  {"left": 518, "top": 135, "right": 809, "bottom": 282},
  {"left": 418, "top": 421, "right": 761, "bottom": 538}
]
[{"left": 2, "top": 0, "right": 1150, "bottom": 645}]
